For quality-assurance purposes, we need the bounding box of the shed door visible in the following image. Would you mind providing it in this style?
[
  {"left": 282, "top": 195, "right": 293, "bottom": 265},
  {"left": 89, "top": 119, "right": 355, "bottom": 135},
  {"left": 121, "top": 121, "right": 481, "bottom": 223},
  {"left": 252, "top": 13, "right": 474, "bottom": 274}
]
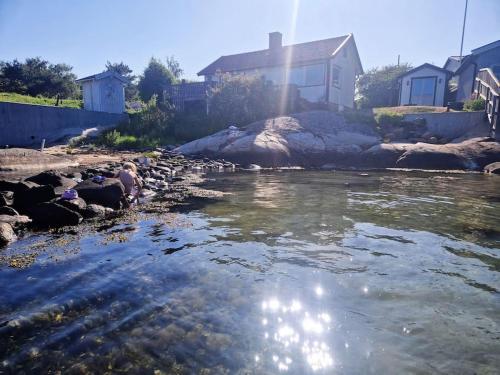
[{"left": 410, "top": 77, "right": 437, "bottom": 106}]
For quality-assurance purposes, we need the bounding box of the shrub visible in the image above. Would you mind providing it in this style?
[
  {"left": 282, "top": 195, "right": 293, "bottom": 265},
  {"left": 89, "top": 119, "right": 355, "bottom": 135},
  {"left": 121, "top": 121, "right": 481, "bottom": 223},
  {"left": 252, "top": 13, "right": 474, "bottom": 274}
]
[
  {"left": 375, "top": 112, "right": 404, "bottom": 127},
  {"left": 463, "top": 98, "right": 485, "bottom": 112},
  {"left": 208, "top": 74, "right": 300, "bottom": 127}
]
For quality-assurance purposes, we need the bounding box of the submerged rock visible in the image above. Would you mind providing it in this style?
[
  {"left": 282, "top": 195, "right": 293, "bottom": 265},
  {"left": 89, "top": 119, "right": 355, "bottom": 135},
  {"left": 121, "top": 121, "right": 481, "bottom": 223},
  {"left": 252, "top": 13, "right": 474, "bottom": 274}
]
[{"left": 0, "top": 222, "right": 15, "bottom": 246}]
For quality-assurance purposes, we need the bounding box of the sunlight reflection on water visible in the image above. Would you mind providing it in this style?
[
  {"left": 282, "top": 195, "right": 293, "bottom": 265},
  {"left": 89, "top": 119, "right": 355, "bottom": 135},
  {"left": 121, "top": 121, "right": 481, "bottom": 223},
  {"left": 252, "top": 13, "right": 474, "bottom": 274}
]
[{"left": 261, "top": 292, "right": 335, "bottom": 372}]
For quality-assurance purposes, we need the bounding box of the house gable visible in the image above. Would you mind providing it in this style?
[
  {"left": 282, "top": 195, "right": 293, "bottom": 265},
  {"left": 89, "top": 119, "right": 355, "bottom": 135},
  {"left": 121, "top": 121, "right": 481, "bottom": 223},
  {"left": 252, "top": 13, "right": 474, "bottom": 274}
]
[{"left": 197, "top": 33, "right": 361, "bottom": 77}]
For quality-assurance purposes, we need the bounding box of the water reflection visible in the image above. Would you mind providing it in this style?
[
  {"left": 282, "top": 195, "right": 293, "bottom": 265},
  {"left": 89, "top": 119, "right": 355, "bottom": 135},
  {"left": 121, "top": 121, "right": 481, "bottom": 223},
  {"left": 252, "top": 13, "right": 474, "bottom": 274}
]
[{"left": 261, "top": 293, "right": 335, "bottom": 372}]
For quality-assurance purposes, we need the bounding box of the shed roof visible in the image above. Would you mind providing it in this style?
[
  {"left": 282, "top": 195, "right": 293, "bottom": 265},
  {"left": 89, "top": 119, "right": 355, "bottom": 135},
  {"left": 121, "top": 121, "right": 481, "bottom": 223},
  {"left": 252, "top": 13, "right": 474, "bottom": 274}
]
[
  {"left": 399, "top": 63, "right": 452, "bottom": 78},
  {"left": 76, "top": 71, "right": 128, "bottom": 84},
  {"left": 198, "top": 33, "right": 363, "bottom": 76}
]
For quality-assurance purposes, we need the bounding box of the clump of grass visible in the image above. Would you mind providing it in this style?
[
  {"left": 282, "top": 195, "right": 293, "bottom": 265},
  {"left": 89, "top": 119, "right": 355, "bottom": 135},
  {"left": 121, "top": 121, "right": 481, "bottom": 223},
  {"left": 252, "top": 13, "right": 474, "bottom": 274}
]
[
  {"left": 463, "top": 98, "right": 485, "bottom": 112},
  {"left": 0, "top": 92, "right": 82, "bottom": 108},
  {"left": 99, "top": 130, "right": 160, "bottom": 149},
  {"left": 374, "top": 112, "right": 404, "bottom": 127}
]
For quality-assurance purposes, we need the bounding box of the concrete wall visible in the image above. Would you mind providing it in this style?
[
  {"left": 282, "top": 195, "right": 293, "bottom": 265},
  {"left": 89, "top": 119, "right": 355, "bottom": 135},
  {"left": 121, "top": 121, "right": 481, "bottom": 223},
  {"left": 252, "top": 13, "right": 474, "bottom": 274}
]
[
  {"left": 0, "top": 102, "right": 128, "bottom": 147},
  {"left": 404, "top": 111, "right": 485, "bottom": 139},
  {"left": 399, "top": 67, "right": 448, "bottom": 106}
]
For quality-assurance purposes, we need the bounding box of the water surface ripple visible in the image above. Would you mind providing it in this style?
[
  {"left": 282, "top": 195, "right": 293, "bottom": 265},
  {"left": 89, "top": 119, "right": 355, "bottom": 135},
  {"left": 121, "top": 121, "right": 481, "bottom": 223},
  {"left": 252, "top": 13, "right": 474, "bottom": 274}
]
[{"left": 1, "top": 171, "right": 499, "bottom": 374}]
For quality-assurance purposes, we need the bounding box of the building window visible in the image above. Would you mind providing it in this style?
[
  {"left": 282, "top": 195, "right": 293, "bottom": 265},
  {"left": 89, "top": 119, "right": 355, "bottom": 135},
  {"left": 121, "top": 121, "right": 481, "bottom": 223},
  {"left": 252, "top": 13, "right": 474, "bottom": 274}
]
[
  {"left": 410, "top": 76, "right": 437, "bottom": 106},
  {"left": 288, "top": 63, "right": 325, "bottom": 87},
  {"left": 331, "top": 66, "right": 341, "bottom": 87},
  {"left": 304, "top": 64, "right": 325, "bottom": 86}
]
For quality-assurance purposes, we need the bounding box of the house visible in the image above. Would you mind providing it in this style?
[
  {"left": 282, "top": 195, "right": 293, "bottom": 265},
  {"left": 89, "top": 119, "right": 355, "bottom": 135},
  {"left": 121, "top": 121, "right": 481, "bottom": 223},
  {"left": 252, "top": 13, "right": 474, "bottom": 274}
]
[
  {"left": 76, "top": 71, "right": 127, "bottom": 113},
  {"left": 197, "top": 32, "right": 363, "bottom": 110},
  {"left": 451, "top": 40, "right": 500, "bottom": 102},
  {"left": 398, "top": 63, "right": 451, "bottom": 106}
]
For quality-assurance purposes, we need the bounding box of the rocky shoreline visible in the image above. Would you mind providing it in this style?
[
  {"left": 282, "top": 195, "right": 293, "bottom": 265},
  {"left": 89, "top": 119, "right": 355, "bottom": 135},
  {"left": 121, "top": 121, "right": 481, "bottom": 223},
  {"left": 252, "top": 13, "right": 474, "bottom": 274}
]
[{"left": 0, "top": 149, "right": 235, "bottom": 248}]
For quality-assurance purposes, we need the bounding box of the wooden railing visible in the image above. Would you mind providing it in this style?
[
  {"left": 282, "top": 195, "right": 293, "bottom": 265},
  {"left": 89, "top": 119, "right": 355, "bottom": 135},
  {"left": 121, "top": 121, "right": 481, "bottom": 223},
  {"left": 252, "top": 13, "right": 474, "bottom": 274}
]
[
  {"left": 163, "top": 81, "right": 217, "bottom": 111},
  {"left": 476, "top": 68, "right": 499, "bottom": 95}
]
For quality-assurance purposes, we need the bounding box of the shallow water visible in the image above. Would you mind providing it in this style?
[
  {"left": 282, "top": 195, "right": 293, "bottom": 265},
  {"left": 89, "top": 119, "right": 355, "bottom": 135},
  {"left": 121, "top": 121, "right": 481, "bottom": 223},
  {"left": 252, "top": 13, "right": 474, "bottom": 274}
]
[{"left": 1, "top": 171, "right": 499, "bottom": 374}]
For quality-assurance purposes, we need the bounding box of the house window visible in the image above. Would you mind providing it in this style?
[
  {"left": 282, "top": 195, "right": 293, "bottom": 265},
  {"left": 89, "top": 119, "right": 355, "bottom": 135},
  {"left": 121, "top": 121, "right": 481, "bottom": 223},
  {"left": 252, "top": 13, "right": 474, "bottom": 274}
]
[
  {"left": 410, "top": 77, "right": 437, "bottom": 106},
  {"left": 304, "top": 64, "right": 325, "bottom": 86},
  {"left": 288, "top": 64, "right": 325, "bottom": 86},
  {"left": 331, "top": 66, "right": 341, "bottom": 87}
]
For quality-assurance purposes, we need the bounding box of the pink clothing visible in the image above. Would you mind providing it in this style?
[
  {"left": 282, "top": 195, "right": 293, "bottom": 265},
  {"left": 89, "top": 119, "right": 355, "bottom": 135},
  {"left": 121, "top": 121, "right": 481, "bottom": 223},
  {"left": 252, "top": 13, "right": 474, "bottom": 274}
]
[{"left": 118, "top": 169, "right": 137, "bottom": 194}]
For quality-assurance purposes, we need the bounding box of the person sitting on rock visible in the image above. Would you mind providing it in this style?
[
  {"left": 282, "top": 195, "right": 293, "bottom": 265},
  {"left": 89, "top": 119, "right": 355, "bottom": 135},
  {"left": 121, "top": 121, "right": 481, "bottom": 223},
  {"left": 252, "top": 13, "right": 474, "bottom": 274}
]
[{"left": 117, "top": 162, "right": 142, "bottom": 203}]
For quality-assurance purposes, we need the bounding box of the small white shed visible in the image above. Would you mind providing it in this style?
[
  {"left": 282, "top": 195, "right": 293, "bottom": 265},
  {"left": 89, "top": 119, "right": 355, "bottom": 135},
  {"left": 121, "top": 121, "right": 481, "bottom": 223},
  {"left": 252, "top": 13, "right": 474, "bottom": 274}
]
[
  {"left": 76, "top": 71, "right": 127, "bottom": 113},
  {"left": 399, "top": 63, "right": 451, "bottom": 107}
]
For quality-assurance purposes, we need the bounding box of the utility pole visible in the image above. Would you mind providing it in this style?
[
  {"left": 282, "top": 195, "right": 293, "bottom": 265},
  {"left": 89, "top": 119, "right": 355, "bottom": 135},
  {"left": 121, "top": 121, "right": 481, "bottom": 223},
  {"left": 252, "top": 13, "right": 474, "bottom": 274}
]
[
  {"left": 397, "top": 55, "right": 400, "bottom": 66},
  {"left": 459, "top": 0, "right": 468, "bottom": 61}
]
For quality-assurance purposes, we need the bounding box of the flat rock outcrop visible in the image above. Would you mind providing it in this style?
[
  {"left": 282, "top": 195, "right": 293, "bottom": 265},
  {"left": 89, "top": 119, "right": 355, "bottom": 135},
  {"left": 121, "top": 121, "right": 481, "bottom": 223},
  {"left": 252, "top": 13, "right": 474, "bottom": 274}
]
[
  {"left": 176, "top": 111, "right": 500, "bottom": 170},
  {"left": 176, "top": 111, "right": 380, "bottom": 167},
  {"left": 0, "top": 148, "right": 78, "bottom": 172}
]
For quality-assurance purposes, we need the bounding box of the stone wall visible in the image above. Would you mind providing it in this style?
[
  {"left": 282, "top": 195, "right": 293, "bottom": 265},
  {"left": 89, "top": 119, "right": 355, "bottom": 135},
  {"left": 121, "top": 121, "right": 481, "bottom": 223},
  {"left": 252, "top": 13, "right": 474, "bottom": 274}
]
[
  {"left": 0, "top": 102, "right": 128, "bottom": 147},
  {"left": 404, "top": 111, "right": 486, "bottom": 139}
]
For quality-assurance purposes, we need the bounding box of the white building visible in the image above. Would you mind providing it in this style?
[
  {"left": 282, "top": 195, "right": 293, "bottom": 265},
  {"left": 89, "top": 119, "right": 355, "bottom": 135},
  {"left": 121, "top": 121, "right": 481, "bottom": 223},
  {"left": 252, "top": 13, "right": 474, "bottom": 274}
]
[
  {"left": 76, "top": 71, "right": 127, "bottom": 113},
  {"left": 197, "top": 32, "right": 363, "bottom": 110},
  {"left": 398, "top": 64, "right": 451, "bottom": 107}
]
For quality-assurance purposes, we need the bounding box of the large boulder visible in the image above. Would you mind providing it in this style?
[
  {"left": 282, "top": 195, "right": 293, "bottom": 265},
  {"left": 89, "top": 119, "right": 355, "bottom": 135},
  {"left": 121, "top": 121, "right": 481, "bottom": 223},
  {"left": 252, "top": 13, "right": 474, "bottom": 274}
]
[
  {"left": 25, "top": 171, "right": 77, "bottom": 195},
  {"left": 74, "top": 178, "right": 125, "bottom": 209},
  {"left": 175, "top": 111, "right": 380, "bottom": 167},
  {"left": 0, "top": 222, "right": 15, "bottom": 246},
  {"left": 484, "top": 162, "right": 500, "bottom": 174},
  {"left": 28, "top": 202, "right": 82, "bottom": 227},
  {"left": 14, "top": 184, "right": 56, "bottom": 211}
]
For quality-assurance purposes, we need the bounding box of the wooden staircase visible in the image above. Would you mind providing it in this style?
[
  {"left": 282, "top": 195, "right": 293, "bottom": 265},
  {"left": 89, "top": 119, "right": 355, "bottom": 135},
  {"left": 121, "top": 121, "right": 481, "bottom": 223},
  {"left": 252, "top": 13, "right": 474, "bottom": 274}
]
[{"left": 474, "top": 68, "right": 500, "bottom": 139}]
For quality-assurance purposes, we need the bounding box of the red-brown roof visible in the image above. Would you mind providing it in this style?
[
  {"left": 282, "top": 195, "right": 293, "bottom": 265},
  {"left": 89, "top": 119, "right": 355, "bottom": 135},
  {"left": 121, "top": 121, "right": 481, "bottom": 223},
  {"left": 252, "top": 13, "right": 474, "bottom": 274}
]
[{"left": 198, "top": 34, "right": 360, "bottom": 76}]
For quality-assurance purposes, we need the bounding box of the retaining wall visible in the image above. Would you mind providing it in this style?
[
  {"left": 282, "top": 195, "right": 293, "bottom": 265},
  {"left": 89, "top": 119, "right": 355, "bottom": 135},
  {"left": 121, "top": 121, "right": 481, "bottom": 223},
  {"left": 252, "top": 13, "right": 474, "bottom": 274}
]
[
  {"left": 0, "top": 102, "right": 127, "bottom": 147},
  {"left": 404, "top": 111, "right": 486, "bottom": 139}
]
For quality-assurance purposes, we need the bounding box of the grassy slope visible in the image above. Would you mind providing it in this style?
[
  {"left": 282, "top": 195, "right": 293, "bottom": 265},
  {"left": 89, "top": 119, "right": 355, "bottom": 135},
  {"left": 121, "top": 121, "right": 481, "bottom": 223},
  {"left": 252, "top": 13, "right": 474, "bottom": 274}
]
[
  {"left": 373, "top": 106, "right": 449, "bottom": 115},
  {"left": 0, "top": 92, "right": 82, "bottom": 109}
]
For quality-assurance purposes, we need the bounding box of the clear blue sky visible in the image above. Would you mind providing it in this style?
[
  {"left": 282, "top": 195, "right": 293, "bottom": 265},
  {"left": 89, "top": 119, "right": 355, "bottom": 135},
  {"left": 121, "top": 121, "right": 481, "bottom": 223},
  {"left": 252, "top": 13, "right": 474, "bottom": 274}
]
[{"left": 0, "top": 0, "right": 499, "bottom": 80}]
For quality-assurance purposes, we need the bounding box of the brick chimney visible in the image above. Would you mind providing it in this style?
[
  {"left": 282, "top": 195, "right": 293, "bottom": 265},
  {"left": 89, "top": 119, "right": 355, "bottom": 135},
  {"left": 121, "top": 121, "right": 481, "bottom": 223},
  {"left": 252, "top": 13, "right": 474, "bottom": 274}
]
[{"left": 269, "top": 32, "right": 282, "bottom": 51}]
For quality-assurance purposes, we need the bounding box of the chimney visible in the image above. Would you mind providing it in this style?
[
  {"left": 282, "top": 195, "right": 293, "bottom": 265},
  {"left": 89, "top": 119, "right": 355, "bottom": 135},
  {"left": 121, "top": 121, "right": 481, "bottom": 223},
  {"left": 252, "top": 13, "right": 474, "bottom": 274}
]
[{"left": 269, "top": 32, "right": 282, "bottom": 51}]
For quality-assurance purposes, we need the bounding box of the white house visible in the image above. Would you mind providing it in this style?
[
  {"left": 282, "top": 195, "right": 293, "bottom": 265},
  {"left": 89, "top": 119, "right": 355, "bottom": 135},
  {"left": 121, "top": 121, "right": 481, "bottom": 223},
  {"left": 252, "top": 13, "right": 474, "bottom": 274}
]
[
  {"left": 197, "top": 32, "right": 363, "bottom": 110},
  {"left": 76, "top": 71, "right": 127, "bottom": 113},
  {"left": 398, "top": 63, "right": 451, "bottom": 107}
]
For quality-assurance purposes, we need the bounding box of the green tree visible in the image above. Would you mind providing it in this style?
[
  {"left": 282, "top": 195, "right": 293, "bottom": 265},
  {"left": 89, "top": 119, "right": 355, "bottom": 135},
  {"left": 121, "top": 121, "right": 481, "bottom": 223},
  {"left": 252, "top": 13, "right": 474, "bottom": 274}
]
[
  {"left": 105, "top": 61, "right": 138, "bottom": 101},
  {"left": 0, "top": 57, "right": 78, "bottom": 98},
  {"left": 137, "top": 57, "right": 175, "bottom": 102},
  {"left": 356, "top": 63, "right": 412, "bottom": 108},
  {"left": 208, "top": 74, "right": 299, "bottom": 126},
  {"left": 165, "top": 55, "right": 183, "bottom": 80}
]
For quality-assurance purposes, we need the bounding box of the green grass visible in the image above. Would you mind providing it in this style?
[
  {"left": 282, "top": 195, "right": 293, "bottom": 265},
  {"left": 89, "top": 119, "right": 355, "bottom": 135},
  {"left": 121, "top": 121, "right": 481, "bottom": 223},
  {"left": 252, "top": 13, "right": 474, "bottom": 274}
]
[{"left": 0, "top": 92, "right": 82, "bottom": 108}]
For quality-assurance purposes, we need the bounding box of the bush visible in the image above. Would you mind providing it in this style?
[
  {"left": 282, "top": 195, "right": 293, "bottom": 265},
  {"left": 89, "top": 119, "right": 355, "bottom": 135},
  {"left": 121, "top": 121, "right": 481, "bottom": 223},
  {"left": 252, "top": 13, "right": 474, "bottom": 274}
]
[
  {"left": 98, "top": 130, "right": 160, "bottom": 149},
  {"left": 375, "top": 112, "right": 404, "bottom": 127},
  {"left": 208, "top": 74, "right": 300, "bottom": 127},
  {"left": 463, "top": 98, "right": 485, "bottom": 112}
]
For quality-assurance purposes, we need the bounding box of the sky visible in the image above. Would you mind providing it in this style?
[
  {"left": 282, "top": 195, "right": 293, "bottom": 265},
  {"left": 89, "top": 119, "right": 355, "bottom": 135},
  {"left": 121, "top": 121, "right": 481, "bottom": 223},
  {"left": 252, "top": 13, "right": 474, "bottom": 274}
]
[{"left": 0, "top": 0, "right": 499, "bottom": 80}]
